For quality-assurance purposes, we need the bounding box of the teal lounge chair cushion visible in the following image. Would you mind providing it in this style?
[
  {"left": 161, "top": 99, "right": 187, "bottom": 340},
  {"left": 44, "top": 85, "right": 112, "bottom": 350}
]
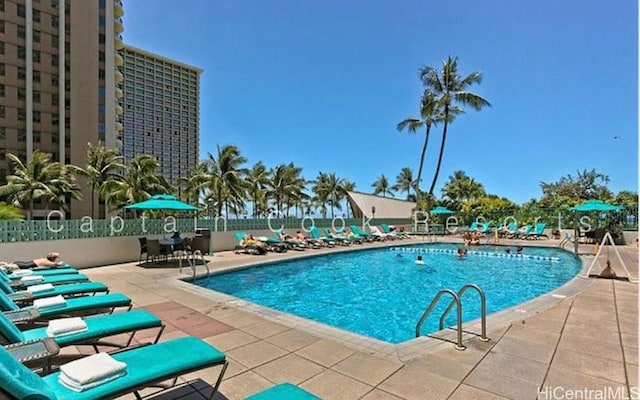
[
  {"left": 21, "top": 309, "right": 162, "bottom": 346},
  {"left": 0, "top": 345, "right": 57, "bottom": 400},
  {"left": 7, "top": 273, "right": 90, "bottom": 287},
  {"left": 6, "top": 268, "right": 78, "bottom": 278},
  {"left": 34, "top": 293, "right": 131, "bottom": 317},
  {"left": 0, "top": 310, "right": 25, "bottom": 342},
  {"left": 246, "top": 383, "right": 322, "bottom": 400},
  {"left": 0, "top": 278, "right": 12, "bottom": 294},
  {"left": 41, "top": 336, "right": 226, "bottom": 400}
]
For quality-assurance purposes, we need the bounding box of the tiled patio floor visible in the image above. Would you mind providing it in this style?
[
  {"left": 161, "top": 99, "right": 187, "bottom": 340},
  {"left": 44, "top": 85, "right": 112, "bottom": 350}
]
[{"left": 69, "top": 237, "right": 637, "bottom": 400}]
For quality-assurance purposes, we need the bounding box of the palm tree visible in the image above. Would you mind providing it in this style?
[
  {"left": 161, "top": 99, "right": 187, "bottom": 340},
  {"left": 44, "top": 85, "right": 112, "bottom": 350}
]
[
  {"left": 397, "top": 90, "right": 443, "bottom": 200},
  {"left": 372, "top": 174, "right": 394, "bottom": 198},
  {"left": 393, "top": 167, "right": 414, "bottom": 200},
  {"left": 0, "top": 151, "right": 71, "bottom": 219},
  {"left": 342, "top": 180, "right": 356, "bottom": 218},
  {"left": 441, "top": 170, "right": 486, "bottom": 208},
  {"left": 101, "top": 155, "right": 170, "bottom": 211},
  {"left": 0, "top": 202, "right": 25, "bottom": 220},
  {"left": 245, "top": 162, "right": 271, "bottom": 218},
  {"left": 420, "top": 56, "right": 491, "bottom": 196},
  {"left": 80, "top": 141, "right": 125, "bottom": 218},
  {"left": 179, "top": 161, "right": 209, "bottom": 208},
  {"left": 206, "top": 144, "right": 247, "bottom": 217}
]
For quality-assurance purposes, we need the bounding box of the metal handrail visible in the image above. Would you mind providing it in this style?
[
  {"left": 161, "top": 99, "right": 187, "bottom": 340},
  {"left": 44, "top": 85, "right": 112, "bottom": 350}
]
[
  {"left": 439, "top": 284, "right": 489, "bottom": 342},
  {"left": 415, "top": 289, "right": 465, "bottom": 350}
]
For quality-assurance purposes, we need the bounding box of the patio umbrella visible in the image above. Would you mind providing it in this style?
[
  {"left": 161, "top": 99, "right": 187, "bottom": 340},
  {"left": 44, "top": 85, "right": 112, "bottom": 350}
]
[
  {"left": 430, "top": 206, "right": 455, "bottom": 215},
  {"left": 124, "top": 194, "right": 200, "bottom": 211},
  {"left": 569, "top": 199, "right": 623, "bottom": 212}
]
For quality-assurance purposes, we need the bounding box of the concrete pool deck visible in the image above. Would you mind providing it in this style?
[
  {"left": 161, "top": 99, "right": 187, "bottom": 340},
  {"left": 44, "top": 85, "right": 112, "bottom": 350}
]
[{"left": 67, "top": 237, "right": 637, "bottom": 400}]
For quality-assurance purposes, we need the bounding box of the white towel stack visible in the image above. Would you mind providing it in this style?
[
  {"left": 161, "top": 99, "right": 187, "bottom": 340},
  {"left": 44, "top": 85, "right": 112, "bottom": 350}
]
[
  {"left": 10, "top": 269, "right": 34, "bottom": 277},
  {"left": 46, "top": 317, "right": 88, "bottom": 337},
  {"left": 27, "top": 283, "right": 55, "bottom": 293},
  {"left": 33, "top": 295, "right": 67, "bottom": 309},
  {"left": 20, "top": 275, "right": 44, "bottom": 283},
  {"left": 59, "top": 353, "right": 127, "bottom": 392}
]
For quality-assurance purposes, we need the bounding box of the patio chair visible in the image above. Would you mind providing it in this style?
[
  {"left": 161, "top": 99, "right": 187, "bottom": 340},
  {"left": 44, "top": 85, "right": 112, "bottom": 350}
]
[
  {"left": 369, "top": 226, "right": 393, "bottom": 240},
  {"left": 349, "top": 225, "right": 376, "bottom": 241},
  {"left": 0, "top": 279, "right": 109, "bottom": 304},
  {"left": 0, "top": 290, "right": 132, "bottom": 322},
  {"left": 308, "top": 227, "right": 337, "bottom": 246},
  {"left": 380, "top": 223, "right": 408, "bottom": 239},
  {"left": 138, "top": 237, "right": 148, "bottom": 264},
  {"left": 145, "top": 239, "right": 169, "bottom": 264},
  {"left": 0, "top": 309, "right": 164, "bottom": 356},
  {"left": 322, "top": 227, "right": 360, "bottom": 245},
  {"left": 0, "top": 335, "right": 228, "bottom": 400},
  {"left": 246, "top": 382, "right": 322, "bottom": 399},
  {"left": 233, "top": 232, "right": 269, "bottom": 255},
  {"left": 524, "top": 223, "right": 549, "bottom": 240}
]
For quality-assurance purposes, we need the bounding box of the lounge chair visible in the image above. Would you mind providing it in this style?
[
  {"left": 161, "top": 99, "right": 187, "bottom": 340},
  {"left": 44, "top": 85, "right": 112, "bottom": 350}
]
[
  {"left": 320, "top": 227, "right": 353, "bottom": 245},
  {"left": 349, "top": 225, "right": 376, "bottom": 241},
  {"left": 0, "top": 291, "right": 132, "bottom": 323},
  {"left": 0, "top": 335, "right": 228, "bottom": 400},
  {"left": 477, "top": 223, "right": 490, "bottom": 234},
  {"left": 1, "top": 270, "right": 90, "bottom": 289},
  {"left": 380, "top": 223, "right": 409, "bottom": 239},
  {"left": 369, "top": 226, "right": 393, "bottom": 240},
  {"left": 0, "top": 279, "right": 109, "bottom": 304},
  {"left": 233, "top": 232, "right": 268, "bottom": 255},
  {"left": 512, "top": 224, "right": 532, "bottom": 239},
  {"left": 524, "top": 223, "right": 548, "bottom": 240},
  {"left": 0, "top": 309, "right": 164, "bottom": 356},
  {"left": 309, "top": 227, "right": 337, "bottom": 246},
  {"left": 3, "top": 267, "right": 79, "bottom": 277},
  {"left": 246, "top": 382, "right": 322, "bottom": 399}
]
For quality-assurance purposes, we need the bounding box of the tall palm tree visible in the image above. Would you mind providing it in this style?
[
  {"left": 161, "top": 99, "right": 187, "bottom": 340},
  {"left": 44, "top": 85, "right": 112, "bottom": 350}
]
[
  {"left": 420, "top": 56, "right": 491, "bottom": 196},
  {"left": 397, "top": 90, "right": 443, "bottom": 201},
  {"left": 372, "top": 174, "right": 394, "bottom": 198},
  {"left": 342, "top": 180, "right": 356, "bottom": 218},
  {"left": 0, "top": 202, "right": 24, "bottom": 220},
  {"left": 0, "top": 151, "right": 69, "bottom": 219},
  {"left": 206, "top": 144, "right": 247, "bottom": 217},
  {"left": 245, "top": 162, "right": 271, "bottom": 218},
  {"left": 311, "top": 172, "right": 346, "bottom": 219},
  {"left": 80, "top": 141, "right": 125, "bottom": 218},
  {"left": 179, "top": 161, "right": 210, "bottom": 208},
  {"left": 393, "top": 167, "right": 414, "bottom": 200},
  {"left": 441, "top": 170, "right": 486, "bottom": 208},
  {"left": 101, "top": 155, "right": 169, "bottom": 211},
  {"left": 48, "top": 164, "right": 83, "bottom": 213}
]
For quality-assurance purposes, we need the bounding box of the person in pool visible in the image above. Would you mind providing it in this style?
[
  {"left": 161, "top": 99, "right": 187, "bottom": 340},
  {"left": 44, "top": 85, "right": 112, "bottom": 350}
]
[
  {"left": 415, "top": 255, "right": 425, "bottom": 265},
  {"left": 456, "top": 247, "right": 468, "bottom": 258},
  {"left": 517, "top": 246, "right": 523, "bottom": 254}
]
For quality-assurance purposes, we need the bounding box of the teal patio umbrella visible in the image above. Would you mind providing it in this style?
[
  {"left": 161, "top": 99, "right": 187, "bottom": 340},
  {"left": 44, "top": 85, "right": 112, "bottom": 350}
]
[
  {"left": 430, "top": 206, "right": 455, "bottom": 215},
  {"left": 124, "top": 194, "right": 200, "bottom": 211},
  {"left": 569, "top": 199, "right": 623, "bottom": 212}
]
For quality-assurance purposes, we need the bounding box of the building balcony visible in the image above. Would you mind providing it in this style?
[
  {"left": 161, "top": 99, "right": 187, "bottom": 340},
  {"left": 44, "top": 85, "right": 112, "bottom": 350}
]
[
  {"left": 115, "top": 19, "right": 124, "bottom": 34},
  {"left": 115, "top": 87, "right": 124, "bottom": 98},
  {"left": 116, "top": 122, "right": 124, "bottom": 131},
  {"left": 114, "top": 1, "right": 124, "bottom": 17},
  {"left": 115, "top": 36, "right": 124, "bottom": 50},
  {"left": 115, "top": 53, "right": 124, "bottom": 67},
  {"left": 115, "top": 70, "right": 124, "bottom": 84},
  {"left": 116, "top": 104, "right": 124, "bottom": 115}
]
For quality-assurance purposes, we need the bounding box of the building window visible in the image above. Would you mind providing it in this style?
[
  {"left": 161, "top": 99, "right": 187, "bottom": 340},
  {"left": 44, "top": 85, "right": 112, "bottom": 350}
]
[
  {"left": 0, "top": 0, "right": 4, "bottom": 12},
  {"left": 99, "top": 33, "right": 105, "bottom": 44},
  {"left": 33, "top": 91, "right": 40, "bottom": 103},
  {"left": 52, "top": 113, "right": 59, "bottom": 125},
  {"left": 33, "top": 10, "right": 41, "bottom": 23},
  {"left": 51, "top": 34, "right": 58, "bottom": 48},
  {"left": 0, "top": 127, "right": 5, "bottom": 139},
  {"left": 51, "top": 75, "right": 58, "bottom": 86},
  {"left": 18, "top": 67, "right": 26, "bottom": 80},
  {"left": 98, "top": 51, "right": 105, "bottom": 62},
  {"left": 0, "top": 42, "right": 4, "bottom": 55},
  {"left": 0, "top": 63, "right": 4, "bottom": 76},
  {"left": 52, "top": 132, "right": 58, "bottom": 144},
  {"left": 18, "top": 46, "right": 26, "bottom": 59},
  {"left": 33, "top": 71, "right": 40, "bottom": 83},
  {"left": 51, "top": 55, "right": 58, "bottom": 66},
  {"left": 33, "top": 50, "right": 41, "bottom": 63},
  {"left": 0, "top": 106, "right": 4, "bottom": 119},
  {"left": 33, "top": 30, "right": 41, "bottom": 43},
  {"left": 18, "top": 25, "right": 26, "bottom": 38},
  {"left": 18, "top": 130, "right": 26, "bottom": 141},
  {"left": 18, "top": 88, "right": 25, "bottom": 100},
  {"left": 33, "top": 111, "right": 41, "bottom": 123},
  {"left": 51, "top": 15, "right": 58, "bottom": 28},
  {"left": 18, "top": 109, "right": 26, "bottom": 121},
  {"left": 98, "top": 69, "right": 105, "bottom": 79},
  {"left": 52, "top": 93, "right": 59, "bottom": 105},
  {"left": 17, "top": 4, "right": 25, "bottom": 17},
  {"left": 34, "top": 131, "right": 41, "bottom": 143},
  {"left": 0, "top": 84, "right": 4, "bottom": 97},
  {"left": 0, "top": 20, "right": 4, "bottom": 33}
]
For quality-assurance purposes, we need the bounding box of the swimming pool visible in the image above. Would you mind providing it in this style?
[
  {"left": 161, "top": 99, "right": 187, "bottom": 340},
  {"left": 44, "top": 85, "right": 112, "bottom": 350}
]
[{"left": 196, "top": 243, "right": 581, "bottom": 343}]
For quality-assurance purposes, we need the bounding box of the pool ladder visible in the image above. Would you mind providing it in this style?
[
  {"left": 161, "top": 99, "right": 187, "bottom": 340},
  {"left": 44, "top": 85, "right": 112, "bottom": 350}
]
[{"left": 415, "top": 284, "right": 489, "bottom": 350}]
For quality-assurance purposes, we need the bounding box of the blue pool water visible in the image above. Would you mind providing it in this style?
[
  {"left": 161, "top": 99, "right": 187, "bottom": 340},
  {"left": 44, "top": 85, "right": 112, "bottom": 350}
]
[{"left": 196, "top": 244, "right": 581, "bottom": 343}]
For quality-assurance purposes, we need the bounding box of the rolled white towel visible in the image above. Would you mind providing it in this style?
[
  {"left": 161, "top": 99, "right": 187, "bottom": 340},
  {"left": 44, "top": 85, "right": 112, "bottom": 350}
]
[
  {"left": 59, "top": 352, "right": 127, "bottom": 391},
  {"left": 10, "top": 270, "right": 34, "bottom": 277},
  {"left": 33, "top": 295, "right": 67, "bottom": 309},
  {"left": 46, "top": 317, "right": 88, "bottom": 337},
  {"left": 27, "top": 283, "right": 55, "bottom": 293},
  {"left": 21, "top": 275, "right": 44, "bottom": 283}
]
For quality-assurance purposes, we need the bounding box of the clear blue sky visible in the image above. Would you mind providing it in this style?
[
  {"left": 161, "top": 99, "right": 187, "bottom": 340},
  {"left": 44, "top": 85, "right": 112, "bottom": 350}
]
[{"left": 123, "top": 0, "right": 638, "bottom": 205}]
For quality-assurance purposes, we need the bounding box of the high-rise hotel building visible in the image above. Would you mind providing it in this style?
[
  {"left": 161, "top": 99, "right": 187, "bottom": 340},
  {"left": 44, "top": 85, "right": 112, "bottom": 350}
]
[
  {"left": 0, "top": 0, "right": 125, "bottom": 218},
  {"left": 120, "top": 45, "right": 201, "bottom": 186}
]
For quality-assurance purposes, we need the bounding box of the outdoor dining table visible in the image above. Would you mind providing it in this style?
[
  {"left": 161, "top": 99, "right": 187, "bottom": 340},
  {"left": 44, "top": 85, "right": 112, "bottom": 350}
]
[{"left": 158, "top": 237, "right": 193, "bottom": 272}]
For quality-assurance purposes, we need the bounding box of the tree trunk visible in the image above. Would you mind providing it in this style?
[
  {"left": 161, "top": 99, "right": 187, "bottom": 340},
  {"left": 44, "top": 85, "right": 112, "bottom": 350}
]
[
  {"left": 415, "top": 124, "right": 431, "bottom": 202},
  {"left": 428, "top": 116, "right": 449, "bottom": 196},
  {"left": 91, "top": 183, "right": 96, "bottom": 218}
]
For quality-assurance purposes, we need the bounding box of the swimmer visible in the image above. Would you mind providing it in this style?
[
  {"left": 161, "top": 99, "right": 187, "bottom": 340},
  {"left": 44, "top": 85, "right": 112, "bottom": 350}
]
[
  {"left": 517, "top": 246, "right": 523, "bottom": 254},
  {"left": 395, "top": 253, "right": 402, "bottom": 258},
  {"left": 456, "top": 247, "right": 468, "bottom": 258},
  {"left": 505, "top": 248, "right": 511, "bottom": 254},
  {"left": 415, "top": 255, "right": 425, "bottom": 265}
]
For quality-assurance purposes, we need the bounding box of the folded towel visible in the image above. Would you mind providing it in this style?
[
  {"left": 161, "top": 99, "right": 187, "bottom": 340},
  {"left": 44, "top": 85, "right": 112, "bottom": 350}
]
[
  {"left": 59, "top": 352, "right": 127, "bottom": 388},
  {"left": 20, "top": 275, "right": 44, "bottom": 283},
  {"left": 27, "top": 283, "right": 55, "bottom": 293},
  {"left": 46, "top": 317, "right": 88, "bottom": 337},
  {"left": 59, "top": 370, "right": 126, "bottom": 392},
  {"left": 33, "top": 295, "right": 67, "bottom": 309},
  {"left": 10, "top": 269, "right": 34, "bottom": 277}
]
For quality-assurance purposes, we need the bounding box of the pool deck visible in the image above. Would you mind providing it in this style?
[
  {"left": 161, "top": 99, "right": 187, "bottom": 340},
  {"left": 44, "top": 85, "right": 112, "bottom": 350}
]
[{"left": 66, "top": 237, "right": 637, "bottom": 400}]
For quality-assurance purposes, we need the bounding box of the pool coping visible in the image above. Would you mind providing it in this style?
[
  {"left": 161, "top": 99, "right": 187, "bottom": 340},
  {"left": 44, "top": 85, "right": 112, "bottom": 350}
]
[{"left": 163, "top": 241, "right": 595, "bottom": 362}]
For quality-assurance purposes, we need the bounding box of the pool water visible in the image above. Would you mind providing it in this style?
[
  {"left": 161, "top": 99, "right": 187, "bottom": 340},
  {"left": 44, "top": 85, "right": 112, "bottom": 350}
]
[{"left": 196, "top": 244, "right": 581, "bottom": 343}]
